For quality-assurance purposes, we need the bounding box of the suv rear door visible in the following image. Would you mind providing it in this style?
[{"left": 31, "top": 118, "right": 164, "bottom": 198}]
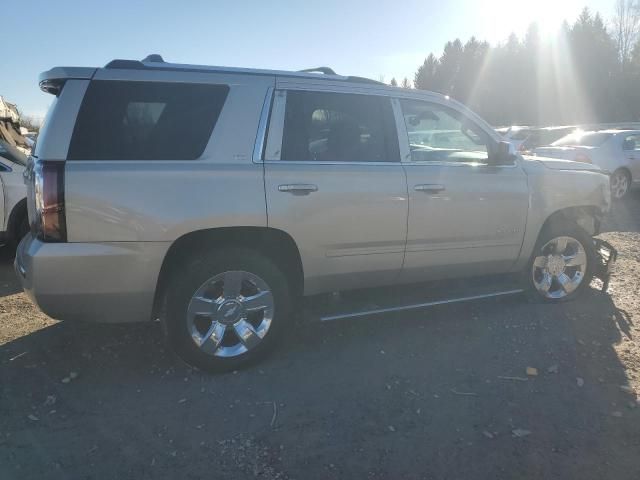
[
  {"left": 261, "top": 83, "right": 408, "bottom": 295},
  {"left": 396, "top": 97, "right": 529, "bottom": 282}
]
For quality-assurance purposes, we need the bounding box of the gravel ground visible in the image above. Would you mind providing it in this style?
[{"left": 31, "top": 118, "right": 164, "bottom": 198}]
[{"left": 1, "top": 193, "right": 639, "bottom": 480}]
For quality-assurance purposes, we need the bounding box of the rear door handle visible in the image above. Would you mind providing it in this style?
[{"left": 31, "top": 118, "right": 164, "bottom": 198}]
[
  {"left": 414, "top": 184, "right": 445, "bottom": 193},
  {"left": 278, "top": 184, "right": 318, "bottom": 195}
]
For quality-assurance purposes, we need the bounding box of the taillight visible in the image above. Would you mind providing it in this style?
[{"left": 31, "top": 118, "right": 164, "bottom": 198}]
[
  {"left": 33, "top": 161, "right": 67, "bottom": 242},
  {"left": 574, "top": 153, "right": 591, "bottom": 163}
]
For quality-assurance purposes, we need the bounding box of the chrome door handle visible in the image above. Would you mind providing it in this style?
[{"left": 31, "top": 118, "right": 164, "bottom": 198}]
[
  {"left": 278, "top": 184, "right": 318, "bottom": 195},
  {"left": 414, "top": 184, "right": 445, "bottom": 193}
]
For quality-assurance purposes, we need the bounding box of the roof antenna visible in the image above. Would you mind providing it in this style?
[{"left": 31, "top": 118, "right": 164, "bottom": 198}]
[{"left": 142, "top": 54, "right": 165, "bottom": 63}]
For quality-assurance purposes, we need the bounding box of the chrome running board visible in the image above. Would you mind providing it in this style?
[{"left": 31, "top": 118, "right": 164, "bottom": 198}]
[{"left": 318, "top": 288, "right": 524, "bottom": 322}]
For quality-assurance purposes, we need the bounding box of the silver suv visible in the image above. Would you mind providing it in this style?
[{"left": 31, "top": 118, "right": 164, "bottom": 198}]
[{"left": 16, "top": 55, "right": 616, "bottom": 371}]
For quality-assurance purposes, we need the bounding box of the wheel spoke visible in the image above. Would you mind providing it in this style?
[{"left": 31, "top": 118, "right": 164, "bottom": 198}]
[
  {"left": 533, "top": 256, "right": 547, "bottom": 268},
  {"left": 223, "top": 271, "right": 243, "bottom": 298},
  {"left": 557, "top": 272, "right": 580, "bottom": 294},
  {"left": 198, "top": 321, "right": 226, "bottom": 354},
  {"left": 553, "top": 237, "right": 568, "bottom": 254},
  {"left": 537, "top": 272, "right": 553, "bottom": 292},
  {"left": 188, "top": 296, "right": 217, "bottom": 316},
  {"left": 233, "top": 319, "right": 263, "bottom": 350},
  {"left": 242, "top": 290, "right": 273, "bottom": 312},
  {"left": 564, "top": 250, "right": 587, "bottom": 267}
]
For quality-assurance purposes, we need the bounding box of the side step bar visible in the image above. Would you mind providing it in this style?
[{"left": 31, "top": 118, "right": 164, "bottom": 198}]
[{"left": 319, "top": 288, "right": 524, "bottom": 322}]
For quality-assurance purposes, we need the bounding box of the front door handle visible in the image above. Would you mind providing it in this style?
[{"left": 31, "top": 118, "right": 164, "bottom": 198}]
[
  {"left": 278, "top": 184, "right": 318, "bottom": 195},
  {"left": 414, "top": 184, "right": 445, "bottom": 193}
]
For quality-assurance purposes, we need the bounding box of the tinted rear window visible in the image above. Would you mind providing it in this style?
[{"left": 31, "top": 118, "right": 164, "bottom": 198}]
[{"left": 68, "top": 81, "right": 229, "bottom": 160}]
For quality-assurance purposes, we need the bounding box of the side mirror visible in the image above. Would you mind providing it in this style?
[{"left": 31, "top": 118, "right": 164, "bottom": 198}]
[{"left": 492, "top": 141, "right": 517, "bottom": 165}]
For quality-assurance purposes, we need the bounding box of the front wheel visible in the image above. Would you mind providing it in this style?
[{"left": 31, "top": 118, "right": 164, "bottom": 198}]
[
  {"left": 610, "top": 169, "right": 631, "bottom": 200},
  {"left": 164, "top": 248, "right": 292, "bottom": 372},
  {"left": 526, "top": 224, "right": 596, "bottom": 302}
]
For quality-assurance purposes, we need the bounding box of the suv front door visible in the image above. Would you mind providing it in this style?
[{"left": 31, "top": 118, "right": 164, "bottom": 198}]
[
  {"left": 261, "top": 86, "right": 408, "bottom": 295},
  {"left": 396, "top": 98, "right": 529, "bottom": 282}
]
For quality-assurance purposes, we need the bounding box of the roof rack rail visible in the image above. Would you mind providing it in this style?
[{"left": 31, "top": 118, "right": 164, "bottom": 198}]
[
  {"left": 299, "top": 67, "right": 337, "bottom": 75},
  {"left": 102, "top": 57, "right": 384, "bottom": 86},
  {"left": 142, "top": 54, "right": 165, "bottom": 63},
  {"left": 346, "top": 75, "right": 384, "bottom": 85}
]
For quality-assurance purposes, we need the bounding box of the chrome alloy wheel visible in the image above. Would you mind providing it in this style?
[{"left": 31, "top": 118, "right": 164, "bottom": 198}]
[
  {"left": 532, "top": 236, "right": 588, "bottom": 299},
  {"left": 186, "top": 271, "right": 274, "bottom": 357},
  {"left": 610, "top": 170, "right": 630, "bottom": 199}
]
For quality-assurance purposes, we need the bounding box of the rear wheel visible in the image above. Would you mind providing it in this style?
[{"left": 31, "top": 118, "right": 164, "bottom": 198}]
[
  {"left": 8, "top": 213, "right": 29, "bottom": 249},
  {"left": 610, "top": 169, "right": 631, "bottom": 200},
  {"left": 164, "top": 248, "right": 292, "bottom": 372},
  {"left": 526, "top": 224, "right": 596, "bottom": 302}
]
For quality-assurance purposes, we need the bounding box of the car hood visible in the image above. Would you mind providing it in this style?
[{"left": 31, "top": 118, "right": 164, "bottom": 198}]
[{"left": 521, "top": 155, "right": 606, "bottom": 174}]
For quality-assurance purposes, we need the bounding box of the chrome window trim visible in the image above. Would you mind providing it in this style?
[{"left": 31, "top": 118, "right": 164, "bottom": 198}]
[
  {"left": 391, "top": 97, "right": 412, "bottom": 162},
  {"left": 401, "top": 160, "right": 519, "bottom": 169},
  {"left": 263, "top": 90, "right": 287, "bottom": 161},
  {"left": 262, "top": 160, "right": 403, "bottom": 166},
  {"left": 252, "top": 87, "right": 274, "bottom": 164}
]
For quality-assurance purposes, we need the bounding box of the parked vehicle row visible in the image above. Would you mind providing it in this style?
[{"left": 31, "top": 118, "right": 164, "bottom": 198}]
[
  {"left": 497, "top": 125, "right": 577, "bottom": 153},
  {"left": 16, "top": 56, "right": 615, "bottom": 371},
  {"left": 534, "top": 130, "right": 640, "bottom": 199},
  {"left": 0, "top": 140, "right": 29, "bottom": 246},
  {"left": 499, "top": 124, "right": 640, "bottom": 200}
]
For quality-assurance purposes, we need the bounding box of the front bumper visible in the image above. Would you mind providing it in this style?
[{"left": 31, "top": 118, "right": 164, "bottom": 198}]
[
  {"left": 15, "top": 234, "right": 170, "bottom": 323},
  {"left": 593, "top": 239, "right": 617, "bottom": 292}
]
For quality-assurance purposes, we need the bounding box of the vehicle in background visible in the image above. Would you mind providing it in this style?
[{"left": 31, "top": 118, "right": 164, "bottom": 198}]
[
  {"left": 495, "top": 126, "right": 531, "bottom": 151},
  {"left": 534, "top": 130, "right": 640, "bottom": 199},
  {"left": 518, "top": 126, "right": 577, "bottom": 153},
  {"left": 23, "top": 134, "right": 37, "bottom": 149},
  {"left": 0, "top": 140, "right": 29, "bottom": 246},
  {"left": 498, "top": 126, "right": 578, "bottom": 153}
]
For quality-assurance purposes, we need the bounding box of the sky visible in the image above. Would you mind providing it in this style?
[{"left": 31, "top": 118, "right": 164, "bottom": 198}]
[{"left": 1, "top": 0, "right": 614, "bottom": 120}]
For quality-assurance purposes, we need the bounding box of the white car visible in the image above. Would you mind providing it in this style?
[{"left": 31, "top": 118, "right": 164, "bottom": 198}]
[
  {"left": 0, "top": 140, "right": 29, "bottom": 245},
  {"left": 535, "top": 130, "right": 640, "bottom": 199}
]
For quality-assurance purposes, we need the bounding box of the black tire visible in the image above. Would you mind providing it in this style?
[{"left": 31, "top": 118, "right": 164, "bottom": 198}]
[
  {"left": 8, "top": 213, "right": 29, "bottom": 249},
  {"left": 164, "top": 248, "right": 292, "bottom": 372},
  {"left": 524, "top": 222, "right": 597, "bottom": 303}
]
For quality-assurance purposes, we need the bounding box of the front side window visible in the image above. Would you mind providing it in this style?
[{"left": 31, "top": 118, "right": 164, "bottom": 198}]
[
  {"left": 623, "top": 135, "right": 640, "bottom": 151},
  {"left": 400, "top": 99, "right": 491, "bottom": 164},
  {"left": 68, "top": 81, "right": 229, "bottom": 160},
  {"left": 279, "top": 91, "right": 399, "bottom": 162}
]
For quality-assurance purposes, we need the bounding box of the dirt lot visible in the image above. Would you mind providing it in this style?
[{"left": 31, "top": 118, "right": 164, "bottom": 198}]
[{"left": 1, "top": 194, "right": 640, "bottom": 480}]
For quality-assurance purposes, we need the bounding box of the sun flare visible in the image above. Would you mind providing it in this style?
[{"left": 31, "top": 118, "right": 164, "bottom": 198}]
[{"left": 480, "top": 0, "right": 586, "bottom": 42}]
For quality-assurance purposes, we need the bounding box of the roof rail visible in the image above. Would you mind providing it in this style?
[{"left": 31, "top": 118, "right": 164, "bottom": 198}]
[
  {"left": 142, "top": 54, "right": 165, "bottom": 63},
  {"left": 299, "top": 67, "right": 337, "bottom": 75},
  {"left": 346, "top": 75, "right": 384, "bottom": 85},
  {"left": 101, "top": 56, "right": 384, "bottom": 86},
  {"left": 104, "top": 59, "right": 145, "bottom": 69}
]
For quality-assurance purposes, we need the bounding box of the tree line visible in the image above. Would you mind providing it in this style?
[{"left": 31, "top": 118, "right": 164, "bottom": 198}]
[{"left": 389, "top": 1, "right": 640, "bottom": 127}]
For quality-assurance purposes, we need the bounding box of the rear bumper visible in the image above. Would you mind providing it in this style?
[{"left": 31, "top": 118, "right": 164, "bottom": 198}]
[{"left": 15, "top": 234, "right": 170, "bottom": 323}]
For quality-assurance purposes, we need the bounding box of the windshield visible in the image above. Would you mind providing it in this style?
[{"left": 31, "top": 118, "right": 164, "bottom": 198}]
[
  {"left": 0, "top": 140, "right": 28, "bottom": 166},
  {"left": 552, "top": 132, "right": 611, "bottom": 147}
]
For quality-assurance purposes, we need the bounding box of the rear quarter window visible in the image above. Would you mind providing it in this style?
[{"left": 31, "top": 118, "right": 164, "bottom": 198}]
[{"left": 68, "top": 81, "right": 229, "bottom": 160}]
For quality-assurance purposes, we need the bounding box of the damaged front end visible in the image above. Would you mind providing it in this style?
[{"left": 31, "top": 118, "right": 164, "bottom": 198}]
[{"left": 593, "top": 239, "right": 617, "bottom": 292}]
